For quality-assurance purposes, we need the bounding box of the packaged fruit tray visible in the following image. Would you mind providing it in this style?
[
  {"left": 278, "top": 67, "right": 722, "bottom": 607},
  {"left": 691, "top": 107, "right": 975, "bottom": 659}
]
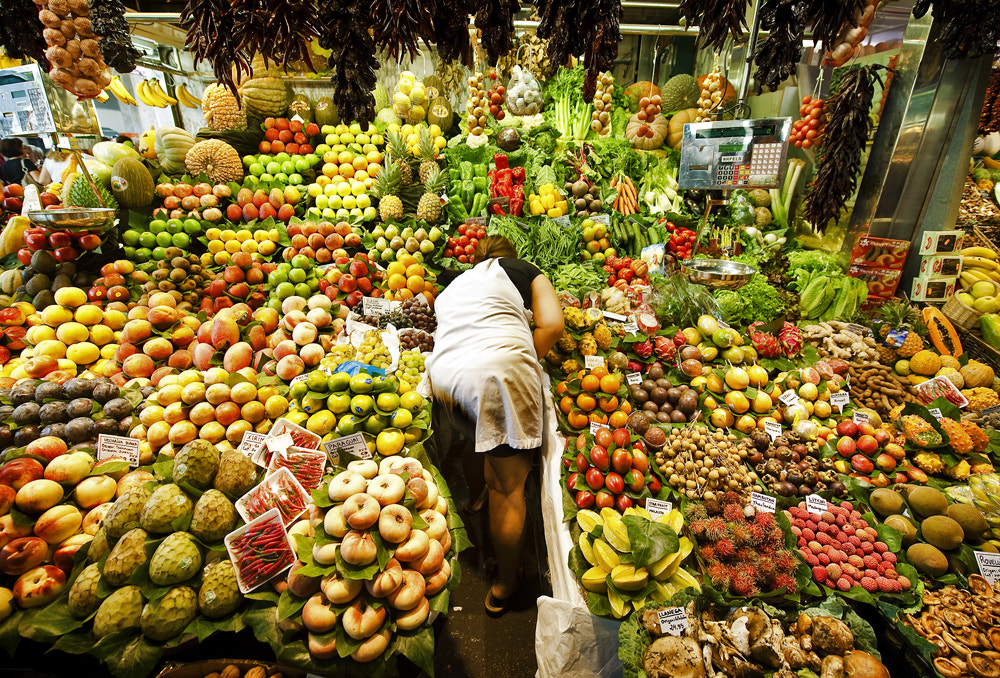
[
  {"left": 224, "top": 507, "right": 297, "bottom": 593},
  {"left": 236, "top": 467, "right": 311, "bottom": 527},
  {"left": 251, "top": 418, "right": 321, "bottom": 467}
]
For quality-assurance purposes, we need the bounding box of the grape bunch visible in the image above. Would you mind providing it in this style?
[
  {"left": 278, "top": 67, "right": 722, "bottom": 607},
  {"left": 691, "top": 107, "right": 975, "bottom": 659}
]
[
  {"left": 321, "top": 344, "right": 357, "bottom": 371},
  {"left": 402, "top": 297, "right": 436, "bottom": 333},
  {"left": 394, "top": 349, "right": 426, "bottom": 393},
  {"left": 398, "top": 328, "right": 434, "bottom": 352},
  {"left": 791, "top": 96, "right": 826, "bottom": 149},
  {"left": 590, "top": 72, "right": 614, "bottom": 136},
  {"left": 359, "top": 330, "right": 391, "bottom": 369}
]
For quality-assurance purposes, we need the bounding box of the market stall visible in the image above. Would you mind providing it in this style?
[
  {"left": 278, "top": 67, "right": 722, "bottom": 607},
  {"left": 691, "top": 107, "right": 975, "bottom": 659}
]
[{"left": 0, "top": 0, "right": 999, "bottom": 676}]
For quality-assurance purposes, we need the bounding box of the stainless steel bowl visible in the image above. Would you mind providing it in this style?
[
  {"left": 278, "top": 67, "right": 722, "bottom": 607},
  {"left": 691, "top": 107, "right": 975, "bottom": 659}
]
[
  {"left": 680, "top": 258, "right": 756, "bottom": 290},
  {"left": 27, "top": 208, "right": 116, "bottom": 231}
]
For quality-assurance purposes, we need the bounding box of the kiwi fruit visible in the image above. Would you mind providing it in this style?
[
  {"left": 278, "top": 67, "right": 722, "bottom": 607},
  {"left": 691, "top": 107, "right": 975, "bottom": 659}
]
[
  {"left": 920, "top": 515, "right": 964, "bottom": 551},
  {"left": 908, "top": 486, "right": 949, "bottom": 519},
  {"left": 870, "top": 488, "right": 905, "bottom": 517},
  {"left": 907, "top": 543, "right": 949, "bottom": 577},
  {"left": 947, "top": 503, "right": 989, "bottom": 541}
]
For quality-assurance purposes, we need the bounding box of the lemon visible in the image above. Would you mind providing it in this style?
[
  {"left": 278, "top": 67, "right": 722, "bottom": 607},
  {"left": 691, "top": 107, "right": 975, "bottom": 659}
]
[
  {"left": 376, "top": 429, "right": 405, "bottom": 456},
  {"left": 403, "top": 426, "right": 424, "bottom": 443}
]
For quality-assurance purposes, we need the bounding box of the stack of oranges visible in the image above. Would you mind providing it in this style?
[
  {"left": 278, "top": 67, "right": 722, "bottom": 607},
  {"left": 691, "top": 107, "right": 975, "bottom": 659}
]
[
  {"left": 556, "top": 366, "right": 631, "bottom": 431},
  {"left": 382, "top": 255, "right": 438, "bottom": 306}
]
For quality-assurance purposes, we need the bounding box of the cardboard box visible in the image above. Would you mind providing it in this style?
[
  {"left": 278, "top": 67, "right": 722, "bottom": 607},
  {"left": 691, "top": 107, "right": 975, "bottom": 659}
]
[
  {"left": 918, "top": 254, "right": 963, "bottom": 278},
  {"left": 850, "top": 236, "right": 910, "bottom": 270},
  {"left": 911, "top": 276, "right": 957, "bottom": 302},
  {"left": 848, "top": 264, "right": 902, "bottom": 300},
  {"left": 918, "top": 230, "right": 965, "bottom": 255}
]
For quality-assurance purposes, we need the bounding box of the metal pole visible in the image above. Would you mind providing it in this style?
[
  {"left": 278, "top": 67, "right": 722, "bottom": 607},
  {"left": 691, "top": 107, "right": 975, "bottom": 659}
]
[{"left": 738, "top": 0, "right": 762, "bottom": 106}]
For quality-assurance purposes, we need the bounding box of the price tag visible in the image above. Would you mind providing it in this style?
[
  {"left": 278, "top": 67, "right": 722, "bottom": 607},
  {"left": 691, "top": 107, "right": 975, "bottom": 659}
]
[
  {"left": 779, "top": 390, "right": 799, "bottom": 406},
  {"left": 362, "top": 296, "right": 396, "bottom": 317},
  {"left": 589, "top": 421, "right": 610, "bottom": 435},
  {"left": 928, "top": 407, "right": 943, "bottom": 419},
  {"left": 853, "top": 410, "right": 870, "bottom": 425},
  {"left": 645, "top": 498, "right": 673, "bottom": 520},
  {"left": 584, "top": 355, "right": 606, "bottom": 370},
  {"left": 266, "top": 433, "right": 294, "bottom": 455},
  {"left": 717, "top": 319, "right": 731, "bottom": 330},
  {"left": 981, "top": 404, "right": 1000, "bottom": 417},
  {"left": 626, "top": 372, "right": 643, "bottom": 386},
  {"left": 555, "top": 215, "right": 571, "bottom": 228},
  {"left": 591, "top": 214, "right": 610, "bottom": 225},
  {"left": 830, "top": 391, "right": 850, "bottom": 414},
  {"left": 975, "top": 551, "right": 1000, "bottom": 586},
  {"left": 622, "top": 322, "right": 639, "bottom": 334},
  {"left": 806, "top": 494, "right": 829, "bottom": 515},
  {"left": 96, "top": 434, "right": 140, "bottom": 467},
  {"left": 323, "top": 432, "right": 371, "bottom": 461},
  {"left": 750, "top": 492, "right": 777, "bottom": 513},
  {"left": 464, "top": 216, "right": 488, "bottom": 226},
  {"left": 846, "top": 323, "right": 870, "bottom": 337},
  {"left": 764, "top": 420, "right": 782, "bottom": 440},
  {"left": 290, "top": 374, "right": 308, "bottom": 387},
  {"left": 603, "top": 311, "right": 627, "bottom": 322},
  {"left": 487, "top": 196, "right": 509, "bottom": 212},
  {"left": 237, "top": 432, "right": 268, "bottom": 461},
  {"left": 657, "top": 607, "right": 688, "bottom": 636}
]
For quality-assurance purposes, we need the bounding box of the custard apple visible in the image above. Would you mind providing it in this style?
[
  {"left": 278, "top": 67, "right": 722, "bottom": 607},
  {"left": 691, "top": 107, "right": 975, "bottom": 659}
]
[
  {"left": 103, "top": 528, "right": 148, "bottom": 587},
  {"left": 68, "top": 563, "right": 102, "bottom": 618},
  {"left": 141, "top": 484, "right": 194, "bottom": 534},
  {"left": 148, "top": 531, "right": 202, "bottom": 586},
  {"left": 189, "top": 489, "right": 237, "bottom": 543},
  {"left": 172, "top": 440, "right": 220, "bottom": 490},
  {"left": 93, "top": 586, "right": 144, "bottom": 638},
  {"left": 199, "top": 560, "right": 243, "bottom": 618},
  {"left": 87, "top": 528, "right": 110, "bottom": 563},
  {"left": 103, "top": 485, "right": 153, "bottom": 541},
  {"left": 212, "top": 449, "right": 257, "bottom": 496},
  {"left": 140, "top": 586, "right": 198, "bottom": 641}
]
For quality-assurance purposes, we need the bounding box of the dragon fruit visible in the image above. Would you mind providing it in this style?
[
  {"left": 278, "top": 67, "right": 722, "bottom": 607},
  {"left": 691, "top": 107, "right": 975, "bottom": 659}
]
[
  {"left": 748, "top": 322, "right": 783, "bottom": 359},
  {"left": 633, "top": 339, "right": 653, "bottom": 359},
  {"left": 673, "top": 330, "right": 688, "bottom": 347},
  {"left": 779, "top": 323, "right": 804, "bottom": 356},
  {"left": 654, "top": 337, "right": 677, "bottom": 360}
]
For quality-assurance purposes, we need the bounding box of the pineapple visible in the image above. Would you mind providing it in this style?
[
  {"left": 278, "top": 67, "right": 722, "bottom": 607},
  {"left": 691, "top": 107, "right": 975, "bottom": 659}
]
[
  {"left": 876, "top": 299, "right": 925, "bottom": 358},
  {"left": 375, "top": 157, "right": 403, "bottom": 222},
  {"left": 417, "top": 127, "right": 438, "bottom": 184},
  {"left": 416, "top": 164, "right": 444, "bottom": 224},
  {"left": 386, "top": 131, "right": 412, "bottom": 185}
]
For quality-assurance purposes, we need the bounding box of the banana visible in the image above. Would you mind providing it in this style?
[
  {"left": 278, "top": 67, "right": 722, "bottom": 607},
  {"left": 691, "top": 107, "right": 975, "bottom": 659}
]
[
  {"left": 962, "top": 247, "right": 998, "bottom": 259},
  {"left": 135, "top": 79, "right": 161, "bottom": 107},
  {"left": 959, "top": 273, "right": 975, "bottom": 290},
  {"left": 96, "top": 90, "right": 109, "bottom": 103},
  {"left": 149, "top": 79, "right": 178, "bottom": 106},
  {"left": 175, "top": 83, "right": 201, "bottom": 108},
  {"left": 143, "top": 80, "right": 168, "bottom": 107},
  {"left": 964, "top": 256, "right": 998, "bottom": 271},
  {"left": 963, "top": 269, "right": 991, "bottom": 284},
  {"left": 108, "top": 76, "right": 138, "bottom": 106}
]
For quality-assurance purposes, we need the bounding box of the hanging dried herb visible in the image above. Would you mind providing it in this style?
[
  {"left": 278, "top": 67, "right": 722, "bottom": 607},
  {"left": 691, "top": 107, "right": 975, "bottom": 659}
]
[
  {"left": 434, "top": 0, "right": 474, "bottom": 67},
  {"left": 804, "top": 0, "right": 865, "bottom": 49},
  {"left": 751, "top": 0, "right": 806, "bottom": 93},
  {"left": 535, "top": 0, "right": 622, "bottom": 101},
  {"left": 913, "top": 0, "right": 1000, "bottom": 60},
  {"left": 371, "top": 0, "right": 436, "bottom": 64},
  {"left": 803, "top": 64, "right": 886, "bottom": 233},
  {"left": 232, "top": 0, "right": 321, "bottom": 73},
  {"left": 90, "top": 0, "right": 141, "bottom": 73},
  {"left": 677, "top": 0, "right": 749, "bottom": 53},
  {"left": 0, "top": 0, "right": 49, "bottom": 69},
  {"left": 318, "top": 0, "right": 377, "bottom": 124},
  {"left": 476, "top": 0, "right": 520, "bottom": 66},
  {"left": 180, "top": 0, "right": 249, "bottom": 98}
]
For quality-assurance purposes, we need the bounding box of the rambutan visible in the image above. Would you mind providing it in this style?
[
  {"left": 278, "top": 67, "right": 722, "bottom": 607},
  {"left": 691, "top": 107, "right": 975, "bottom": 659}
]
[
  {"left": 729, "top": 522, "right": 752, "bottom": 546},
  {"left": 714, "top": 538, "right": 736, "bottom": 559},
  {"left": 735, "top": 547, "right": 759, "bottom": 566},
  {"left": 703, "top": 498, "right": 722, "bottom": 516},
  {"left": 756, "top": 559, "right": 778, "bottom": 586},
  {"left": 774, "top": 573, "right": 798, "bottom": 593},
  {"left": 754, "top": 511, "right": 775, "bottom": 527},
  {"left": 723, "top": 503, "right": 745, "bottom": 522},
  {"left": 730, "top": 570, "right": 759, "bottom": 597},
  {"left": 721, "top": 491, "right": 741, "bottom": 506},
  {"left": 707, "top": 563, "right": 730, "bottom": 589},
  {"left": 766, "top": 527, "right": 786, "bottom": 546},
  {"left": 689, "top": 520, "right": 707, "bottom": 537},
  {"left": 746, "top": 523, "right": 768, "bottom": 545},
  {"left": 699, "top": 545, "right": 715, "bottom": 562},
  {"left": 685, "top": 503, "right": 708, "bottom": 522},
  {"left": 774, "top": 550, "right": 798, "bottom": 573},
  {"left": 704, "top": 518, "right": 727, "bottom": 542}
]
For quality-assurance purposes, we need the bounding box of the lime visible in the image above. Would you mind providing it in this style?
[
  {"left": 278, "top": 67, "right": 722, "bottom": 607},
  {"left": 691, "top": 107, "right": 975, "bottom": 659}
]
[
  {"left": 135, "top": 247, "right": 152, "bottom": 261},
  {"left": 183, "top": 219, "right": 202, "bottom": 234},
  {"left": 151, "top": 246, "right": 167, "bottom": 261},
  {"left": 267, "top": 297, "right": 282, "bottom": 311},
  {"left": 138, "top": 232, "right": 157, "bottom": 249},
  {"left": 282, "top": 161, "right": 296, "bottom": 175},
  {"left": 289, "top": 380, "right": 309, "bottom": 402},
  {"left": 275, "top": 173, "right": 289, "bottom": 185},
  {"left": 245, "top": 175, "right": 260, "bottom": 187},
  {"left": 327, "top": 372, "right": 351, "bottom": 392},
  {"left": 165, "top": 219, "right": 183, "bottom": 234},
  {"left": 350, "top": 373, "right": 374, "bottom": 394},
  {"left": 306, "top": 370, "right": 329, "bottom": 393},
  {"left": 171, "top": 233, "right": 190, "bottom": 249},
  {"left": 274, "top": 282, "right": 295, "bottom": 300},
  {"left": 337, "top": 414, "right": 362, "bottom": 434},
  {"left": 242, "top": 155, "right": 256, "bottom": 167},
  {"left": 289, "top": 173, "right": 303, "bottom": 185},
  {"left": 148, "top": 219, "right": 167, "bottom": 234},
  {"left": 266, "top": 161, "right": 282, "bottom": 175},
  {"left": 122, "top": 246, "right": 136, "bottom": 260},
  {"left": 388, "top": 409, "right": 413, "bottom": 428},
  {"left": 260, "top": 174, "right": 274, "bottom": 183},
  {"left": 326, "top": 391, "right": 351, "bottom": 414},
  {"left": 350, "top": 394, "right": 374, "bottom": 416},
  {"left": 376, "top": 392, "right": 400, "bottom": 412},
  {"left": 364, "top": 415, "right": 389, "bottom": 435},
  {"left": 275, "top": 152, "right": 291, "bottom": 164},
  {"left": 307, "top": 410, "right": 335, "bottom": 436},
  {"left": 399, "top": 391, "right": 425, "bottom": 414},
  {"left": 285, "top": 410, "right": 309, "bottom": 427},
  {"left": 122, "top": 230, "right": 140, "bottom": 246},
  {"left": 155, "top": 231, "right": 173, "bottom": 248},
  {"left": 295, "top": 159, "right": 310, "bottom": 173}
]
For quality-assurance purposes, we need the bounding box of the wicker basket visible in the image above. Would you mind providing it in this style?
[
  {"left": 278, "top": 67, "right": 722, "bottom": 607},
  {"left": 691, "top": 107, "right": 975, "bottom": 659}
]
[{"left": 942, "top": 294, "right": 982, "bottom": 329}]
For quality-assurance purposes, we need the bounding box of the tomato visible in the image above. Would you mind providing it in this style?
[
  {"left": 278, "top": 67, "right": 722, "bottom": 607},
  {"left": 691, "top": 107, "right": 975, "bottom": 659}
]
[
  {"left": 16, "top": 248, "right": 32, "bottom": 266},
  {"left": 476, "top": 228, "right": 486, "bottom": 239},
  {"left": 48, "top": 231, "right": 71, "bottom": 249},
  {"left": 444, "top": 248, "right": 454, "bottom": 258},
  {"left": 53, "top": 246, "right": 78, "bottom": 262},
  {"left": 24, "top": 231, "right": 48, "bottom": 251},
  {"left": 458, "top": 224, "right": 467, "bottom": 235},
  {"left": 458, "top": 235, "right": 469, "bottom": 247},
  {"left": 575, "top": 491, "right": 595, "bottom": 509}
]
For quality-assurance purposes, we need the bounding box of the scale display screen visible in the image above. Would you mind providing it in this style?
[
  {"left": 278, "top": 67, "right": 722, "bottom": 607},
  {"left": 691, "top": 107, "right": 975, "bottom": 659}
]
[
  {"left": 0, "top": 65, "right": 55, "bottom": 136},
  {"left": 678, "top": 118, "right": 791, "bottom": 190}
]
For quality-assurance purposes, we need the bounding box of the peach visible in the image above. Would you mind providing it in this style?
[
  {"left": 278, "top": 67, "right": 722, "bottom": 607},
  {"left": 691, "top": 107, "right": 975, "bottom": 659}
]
[
  {"left": 122, "top": 353, "right": 155, "bottom": 379},
  {"left": 253, "top": 307, "right": 280, "bottom": 333},
  {"left": 365, "top": 558, "right": 403, "bottom": 599},
  {"left": 342, "top": 597, "right": 387, "bottom": 640},
  {"left": 0, "top": 458, "right": 45, "bottom": 490},
  {"left": 368, "top": 475, "right": 406, "bottom": 507},
  {"left": 150, "top": 366, "right": 175, "bottom": 387},
  {"left": 379, "top": 504, "right": 413, "bottom": 544},
  {"left": 223, "top": 342, "right": 253, "bottom": 372},
  {"left": 246, "top": 324, "right": 267, "bottom": 352},
  {"left": 148, "top": 292, "right": 177, "bottom": 308},
  {"left": 282, "top": 309, "right": 308, "bottom": 332},
  {"left": 114, "top": 342, "right": 139, "bottom": 363},
  {"left": 0, "top": 587, "right": 12, "bottom": 623},
  {"left": 210, "top": 315, "right": 240, "bottom": 350},
  {"left": 273, "top": 340, "right": 298, "bottom": 361},
  {"left": 299, "top": 343, "right": 325, "bottom": 367},
  {"left": 306, "top": 307, "right": 332, "bottom": 329},
  {"left": 419, "top": 509, "right": 448, "bottom": 542},
  {"left": 122, "top": 319, "right": 152, "bottom": 345},
  {"left": 147, "top": 305, "right": 177, "bottom": 330},
  {"left": 13, "top": 565, "right": 66, "bottom": 608},
  {"left": 352, "top": 628, "right": 392, "bottom": 663},
  {"left": 323, "top": 503, "right": 349, "bottom": 539},
  {"left": 281, "top": 296, "right": 307, "bottom": 315},
  {"left": 143, "top": 337, "right": 174, "bottom": 360},
  {"left": 81, "top": 502, "right": 112, "bottom": 535},
  {"left": 424, "top": 558, "right": 451, "bottom": 596},
  {"left": 308, "top": 632, "right": 339, "bottom": 660},
  {"left": 43, "top": 451, "right": 94, "bottom": 485},
  {"left": 192, "top": 342, "right": 215, "bottom": 372},
  {"left": 170, "top": 325, "right": 196, "bottom": 347},
  {"left": 0, "top": 514, "right": 32, "bottom": 549},
  {"left": 287, "top": 560, "right": 322, "bottom": 598},
  {"left": 394, "top": 529, "right": 430, "bottom": 563},
  {"left": 340, "top": 530, "right": 377, "bottom": 566},
  {"left": 75, "top": 475, "right": 117, "bottom": 509},
  {"left": 33, "top": 505, "right": 82, "bottom": 544},
  {"left": 347, "top": 460, "right": 379, "bottom": 479},
  {"left": 0, "top": 486, "right": 14, "bottom": 517},
  {"left": 0, "top": 537, "right": 48, "bottom": 575},
  {"left": 276, "top": 355, "right": 305, "bottom": 381},
  {"left": 342, "top": 494, "right": 380, "bottom": 530},
  {"left": 53, "top": 533, "right": 92, "bottom": 573},
  {"left": 15, "top": 479, "right": 64, "bottom": 515},
  {"left": 167, "top": 350, "right": 194, "bottom": 370},
  {"left": 92, "top": 459, "right": 130, "bottom": 482},
  {"left": 302, "top": 593, "right": 339, "bottom": 634},
  {"left": 394, "top": 596, "right": 429, "bottom": 631},
  {"left": 312, "top": 541, "right": 339, "bottom": 566},
  {"left": 308, "top": 294, "right": 332, "bottom": 310},
  {"left": 26, "top": 436, "right": 68, "bottom": 463},
  {"left": 412, "top": 538, "right": 444, "bottom": 576},
  {"left": 320, "top": 570, "right": 363, "bottom": 605},
  {"left": 291, "top": 322, "right": 318, "bottom": 346}
]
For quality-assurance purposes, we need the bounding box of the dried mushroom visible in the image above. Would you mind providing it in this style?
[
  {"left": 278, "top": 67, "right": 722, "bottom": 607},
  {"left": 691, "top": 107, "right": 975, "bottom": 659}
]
[
  {"left": 643, "top": 636, "right": 706, "bottom": 678},
  {"left": 810, "top": 616, "right": 855, "bottom": 657}
]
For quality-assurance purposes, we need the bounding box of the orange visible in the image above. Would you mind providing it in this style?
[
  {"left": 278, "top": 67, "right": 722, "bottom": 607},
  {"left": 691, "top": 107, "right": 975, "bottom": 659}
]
[
  {"left": 423, "top": 279, "right": 436, "bottom": 293},
  {"left": 567, "top": 411, "right": 589, "bottom": 429},
  {"left": 406, "top": 264, "right": 425, "bottom": 278},
  {"left": 559, "top": 395, "right": 573, "bottom": 415},
  {"left": 581, "top": 375, "right": 601, "bottom": 393},
  {"left": 609, "top": 410, "right": 628, "bottom": 428},
  {"left": 397, "top": 253, "right": 417, "bottom": 268},
  {"left": 598, "top": 395, "right": 619, "bottom": 413},
  {"left": 397, "top": 288, "right": 414, "bottom": 300},
  {"left": 590, "top": 365, "right": 609, "bottom": 380},
  {"left": 406, "top": 275, "right": 425, "bottom": 293},
  {"left": 589, "top": 411, "right": 608, "bottom": 425},
  {"left": 618, "top": 401, "right": 632, "bottom": 415},
  {"left": 386, "top": 261, "right": 406, "bottom": 277},
  {"left": 556, "top": 381, "right": 569, "bottom": 396},
  {"left": 576, "top": 392, "right": 597, "bottom": 412},
  {"left": 387, "top": 273, "right": 406, "bottom": 291},
  {"left": 599, "top": 374, "right": 620, "bottom": 394}
]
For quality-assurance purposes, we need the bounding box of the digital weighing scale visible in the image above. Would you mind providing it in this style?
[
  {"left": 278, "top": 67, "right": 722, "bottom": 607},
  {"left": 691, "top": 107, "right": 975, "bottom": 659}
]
[{"left": 678, "top": 117, "right": 792, "bottom": 190}]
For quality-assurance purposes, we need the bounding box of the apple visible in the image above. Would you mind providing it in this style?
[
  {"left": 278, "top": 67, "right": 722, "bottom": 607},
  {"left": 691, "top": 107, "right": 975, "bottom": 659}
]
[
  {"left": 341, "top": 494, "right": 380, "bottom": 530},
  {"left": 340, "top": 530, "right": 377, "bottom": 566},
  {"left": 0, "top": 459, "right": 45, "bottom": 491},
  {"left": 320, "top": 570, "right": 363, "bottom": 604},
  {"left": 342, "top": 598, "right": 387, "bottom": 640},
  {"left": 367, "top": 474, "right": 405, "bottom": 506},
  {"left": 378, "top": 504, "right": 412, "bottom": 544},
  {"left": 364, "top": 557, "right": 403, "bottom": 598},
  {"left": 12, "top": 565, "right": 66, "bottom": 608},
  {"left": 394, "top": 529, "right": 429, "bottom": 563}
]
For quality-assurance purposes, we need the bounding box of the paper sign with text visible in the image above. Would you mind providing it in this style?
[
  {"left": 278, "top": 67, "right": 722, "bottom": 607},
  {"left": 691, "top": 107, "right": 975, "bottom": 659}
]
[
  {"left": 764, "top": 420, "right": 782, "bottom": 440},
  {"left": 323, "top": 432, "right": 371, "bottom": 461},
  {"left": 265, "top": 433, "right": 294, "bottom": 455},
  {"left": 645, "top": 498, "right": 673, "bottom": 520},
  {"left": 806, "top": 494, "right": 829, "bottom": 515},
  {"left": 657, "top": 607, "right": 688, "bottom": 636},
  {"left": 976, "top": 551, "right": 1000, "bottom": 586},
  {"left": 779, "top": 390, "right": 799, "bottom": 406},
  {"left": 831, "top": 392, "right": 849, "bottom": 413},
  {"left": 626, "top": 372, "right": 643, "bottom": 386},
  {"left": 237, "top": 432, "right": 268, "bottom": 463},
  {"left": 97, "top": 434, "right": 140, "bottom": 467},
  {"left": 750, "top": 492, "right": 777, "bottom": 513},
  {"left": 853, "top": 410, "right": 870, "bottom": 424},
  {"left": 589, "top": 422, "right": 610, "bottom": 435},
  {"left": 584, "top": 355, "right": 606, "bottom": 370},
  {"left": 362, "top": 296, "right": 399, "bottom": 317}
]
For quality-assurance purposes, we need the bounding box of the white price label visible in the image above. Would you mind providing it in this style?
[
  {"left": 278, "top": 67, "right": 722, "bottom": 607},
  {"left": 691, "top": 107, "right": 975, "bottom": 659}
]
[
  {"left": 928, "top": 407, "right": 943, "bottom": 419},
  {"left": 645, "top": 498, "right": 673, "bottom": 520},
  {"left": 622, "top": 322, "right": 639, "bottom": 334},
  {"left": 853, "top": 410, "right": 870, "bottom": 424},
  {"left": 975, "top": 551, "right": 1000, "bottom": 586},
  {"left": 764, "top": 420, "right": 782, "bottom": 440},
  {"left": 265, "top": 433, "right": 294, "bottom": 455},
  {"left": 831, "top": 391, "right": 850, "bottom": 413},
  {"left": 591, "top": 214, "right": 610, "bottom": 225},
  {"left": 657, "top": 607, "right": 688, "bottom": 636},
  {"left": 290, "top": 374, "right": 308, "bottom": 387},
  {"left": 322, "top": 432, "right": 371, "bottom": 461},
  {"left": 96, "top": 434, "right": 140, "bottom": 467},
  {"left": 362, "top": 296, "right": 397, "bottom": 317},
  {"left": 589, "top": 421, "right": 610, "bottom": 435},
  {"left": 555, "top": 215, "right": 571, "bottom": 228},
  {"left": 717, "top": 319, "right": 731, "bottom": 330},
  {"left": 806, "top": 494, "right": 829, "bottom": 515},
  {"left": 603, "top": 311, "right": 627, "bottom": 322},
  {"left": 750, "top": 492, "right": 777, "bottom": 514},
  {"left": 584, "top": 355, "right": 606, "bottom": 370},
  {"left": 626, "top": 372, "right": 643, "bottom": 386},
  {"left": 779, "top": 390, "right": 799, "bottom": 406},
  {"left": 237, "top": 432, "right": 268, "bottom": 462}
]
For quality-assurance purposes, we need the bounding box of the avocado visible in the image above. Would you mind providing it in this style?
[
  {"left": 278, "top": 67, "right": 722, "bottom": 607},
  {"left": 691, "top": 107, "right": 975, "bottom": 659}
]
[
  {"left": 30, "top": 250, "right": 57, "bottom": 276},
  {"left": 32, "top": 290, "right": 54, "bottom": 310}
]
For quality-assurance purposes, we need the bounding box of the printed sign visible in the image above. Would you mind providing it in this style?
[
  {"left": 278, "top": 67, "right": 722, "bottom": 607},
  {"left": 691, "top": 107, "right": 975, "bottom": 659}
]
[
  {"left": 584, "top": 355, "right": 606, "bottom": 369},
  {"left": 290, "top": 374, "right": 308, "bottom": 386},
  {"left": 591, "top": 214, "right": 610, "bottom": 225},
  {"left": 831, "top": 391, "right": 849, "bottom": 414},
  {"left": 322, "top": 432, "right": 371, "bottom": 461},
  {"left": 853, "top": 410, "right": 870, "bottom": 424},
  {"left": 589, "top": 422, "right": 610, "bottom": 435},
  {"left": 626, "top": 372, "right": 643, "bottom": 386},
  {"left": 657, "top": 607, "right": 688, "bottom": 636},
  {"left": 928, "top": 408, "right": 943, "bottom": 419},
  {"left": 975, "top": 551, "right": 1000, "bottom": 587},
  {"left": 96, "top": 434, "right": 140, "bottom": 467},
  {"left": 750, "top": 492, "right": 777, "bottom": 514},
  {"left": 779, "top": 390, "right": 799, "bottom": 406},
  {"left": 645, "top": 498, "right": 673, "bottom": 520},
  {"left": 806, "top": 494, "right": 828, "bottom": 515},
  {"left": 464, "top": 216, "right": 488, "bottom": 226},
  {"left": 237, "top": 432, "right": 268, "bottom": 461},
  {"left": 622, "top": 322, "right": 639, "bottom": 334},
  {"left": 362, "top": 296, "right": 397, "bottom": 317},
  {"left": 764, "top": 420, "right": 782, "bottom": 440},
  {"left": 603, "top": 311, "right": 627, "bottom": 322}
]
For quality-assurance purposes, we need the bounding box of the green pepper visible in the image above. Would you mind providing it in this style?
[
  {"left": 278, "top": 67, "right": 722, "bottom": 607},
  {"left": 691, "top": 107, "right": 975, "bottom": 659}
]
[
  {"left": 472, "top": 176, "right": 488, "bottom": 195},
  {"left": 473, "top": 164, "right": 488, "bottom": 178},
  {"left": 460, "top": 161, "right": 473, "bottom": 182},
  {"left": 461, "top": 180, "right": 475, "bottom": 209},
  {"left": 471, "top": 192, "right": 487, "bottom": 217},
  {"left": 447, "top": 199, "right": 468, "bottom": 222},
  {"left": 449, "top": 168, "right": 461, "bottom": 182},
  {"left": 980, "top": 314, "right": 1000, "bottom": 349}
]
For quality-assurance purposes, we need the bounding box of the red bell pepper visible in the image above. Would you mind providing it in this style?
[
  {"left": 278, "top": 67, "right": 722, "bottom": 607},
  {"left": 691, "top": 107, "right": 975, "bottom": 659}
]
[
  {"left": 494, "top": 153, "right": 508, "bottom": 170},
  {"left": 512, "top": 166, "right": 525, "bottom": 183}
]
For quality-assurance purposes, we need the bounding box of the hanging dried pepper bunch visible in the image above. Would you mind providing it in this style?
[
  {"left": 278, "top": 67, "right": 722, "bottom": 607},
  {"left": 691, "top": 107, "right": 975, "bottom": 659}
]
[
  {"left": 434, "top": 0, "right": 474, "bottom": 67},
  {"left": 535, "top": 0, "right": 622, "bottom": 101},
  {"left": 678, "top": 0, "right": 749, "bottom": 52},
  {"left": 751, "top": 0, "right": 805, "bottom": 93},
  {"left": 318, "top": 0, "right": 377, "bottom": 124},
  {"left": 232, "top": 0, "right": 321, "bottom": 73},
  {"left": 180, "top": 0, "right": 249, "bottom": 98},
  {"left": 1, "top": 0, "right": 49, "bottom": 69},
  {"left": 913, "top": 0, "right": 1000, "bottom": 60},
  {"left": 476, "top": 0, "right": 520, "bottom": 66},
  {"left": 89, "top": 0, "right": 140, "bottom": 72},
  {"left": 980, "top": 69, "right": 1000, "bottom": 134},
  {"left": 371, "top": 0, "right": 437, "bottom": 64},
  {"left": 805, "top": 0, "right": 865, "bottom": 49},
  {"left": 803, "top": 64, "right": 886, "bottom": 233}
]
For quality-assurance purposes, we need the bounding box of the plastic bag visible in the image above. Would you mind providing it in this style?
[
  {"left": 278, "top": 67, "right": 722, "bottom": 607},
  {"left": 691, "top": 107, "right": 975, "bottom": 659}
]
[{"left": 506, "top": 65, "right": 543, "bottom": 116}]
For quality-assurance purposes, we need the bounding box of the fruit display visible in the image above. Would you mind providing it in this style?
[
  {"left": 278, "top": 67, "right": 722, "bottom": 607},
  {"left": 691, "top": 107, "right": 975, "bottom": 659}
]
[
  {"left": 653, "top": 425, "right": 757, "bottom": 500},
  {"left": 266, "top": 294, "right": 345, "bottom": 383},
  {"left": 11, "top": 250, "right": 93, "bottom": 311},
  {"left": 738, "top": 432, "right": 848, "bottom": 499}
]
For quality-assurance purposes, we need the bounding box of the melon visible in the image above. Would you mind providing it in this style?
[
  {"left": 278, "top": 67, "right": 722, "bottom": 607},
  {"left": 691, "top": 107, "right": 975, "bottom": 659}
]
[
  {"left": 314, "top": 96, "right": 339, "bottom": 127},
  {"left": 287, "top": 94, "right": 313, "bottom": 122},
  {"left": 427, "top": 96, "right": 453, "bottom": 131},
  {"left": 111, "top": 157, "right": 155, "bottom": 208}
]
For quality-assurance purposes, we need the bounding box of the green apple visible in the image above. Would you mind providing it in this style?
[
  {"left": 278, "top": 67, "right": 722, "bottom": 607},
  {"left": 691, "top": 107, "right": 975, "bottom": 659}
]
[
  {"left": 328, "top": 195, "right": 343, "bottom": 210},
  {"left": 315, "top": 195, "right": 329, "bottom": 210},
  {"left": 307, "top": 183, "right": 323, "bottom": 198},
  {"left": 321, "top": 208, "right": 336, "bottom": 219}
]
